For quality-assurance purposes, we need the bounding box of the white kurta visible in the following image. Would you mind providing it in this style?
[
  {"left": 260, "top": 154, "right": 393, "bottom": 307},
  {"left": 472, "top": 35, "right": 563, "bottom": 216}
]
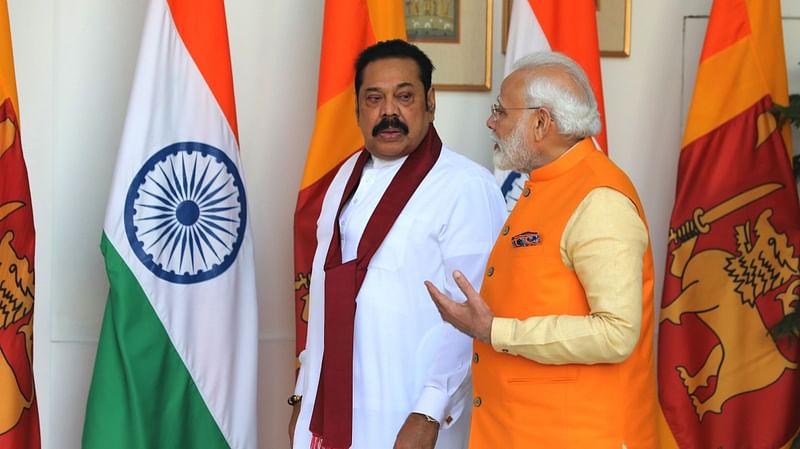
[{"left": 293, "top": 145, "right": 506, "bottom": 449}]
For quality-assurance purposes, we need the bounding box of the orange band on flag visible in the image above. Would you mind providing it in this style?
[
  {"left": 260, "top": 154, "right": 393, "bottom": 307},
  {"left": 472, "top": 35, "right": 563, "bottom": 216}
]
[
  {"left": 683, "top": 0, "right": 790, "bottom": 154},
  {"left": 682, "top": 40, "right": 764, "bottom": 147},
  {"left": 699, "top": 0, "right": 750, "bottom": 62},
  {"left": 167, "top": 0, "right": 238, "bottom": 142},
  {"left": 316, "top": 2, "right": 374, "bottom": 108},
  {"left": 300, "top": 89, "right": 363, "bottom": 189},
  {"left": 0, "top": 3, "right": 16, "bottom": 123},
  {"left": 366, "top": 0, "right": 406, "bottom": 43}
]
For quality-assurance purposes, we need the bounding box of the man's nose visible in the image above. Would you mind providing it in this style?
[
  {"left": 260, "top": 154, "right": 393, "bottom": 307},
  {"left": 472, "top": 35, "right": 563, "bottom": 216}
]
[
  {"left": 380, "top": 98, "right": 400, "bottom": 116},
  {"left": 486, "top": 114, "right": 496, "bottom": 130}
]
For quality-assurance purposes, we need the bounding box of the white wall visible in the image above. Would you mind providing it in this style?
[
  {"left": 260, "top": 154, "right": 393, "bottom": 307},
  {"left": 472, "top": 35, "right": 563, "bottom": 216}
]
[{"left": 8, "top": 1, "right": 799, "bottom": 449}]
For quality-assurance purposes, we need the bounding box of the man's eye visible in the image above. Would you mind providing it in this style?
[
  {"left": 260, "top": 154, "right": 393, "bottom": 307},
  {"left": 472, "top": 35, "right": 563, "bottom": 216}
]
[
  {"left": 366, "top": 95, "right": 382, "bottom": 104},
  {"left": 397, "top": 93, "right": 412, "bottom": 102}
]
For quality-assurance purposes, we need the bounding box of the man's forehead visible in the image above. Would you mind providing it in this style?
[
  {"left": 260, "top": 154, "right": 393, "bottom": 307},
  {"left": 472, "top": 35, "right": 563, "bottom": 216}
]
[
  {"left": 498, "top": 74, "right": 526, "bottom": 102},
  {"left": 363, "top": 81, "right": 415, "bottom": 92}
]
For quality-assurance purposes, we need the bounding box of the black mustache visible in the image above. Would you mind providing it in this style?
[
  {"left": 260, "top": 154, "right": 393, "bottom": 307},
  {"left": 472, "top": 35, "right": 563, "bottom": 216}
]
[{"left": 372, "top": 116, "right": 409, "bottom": 137}]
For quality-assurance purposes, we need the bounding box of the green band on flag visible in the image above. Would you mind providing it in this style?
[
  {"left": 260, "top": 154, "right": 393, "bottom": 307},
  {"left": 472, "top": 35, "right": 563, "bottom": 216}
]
[{"left": 83, "top": 234, "right": 229, "bottom": 449}]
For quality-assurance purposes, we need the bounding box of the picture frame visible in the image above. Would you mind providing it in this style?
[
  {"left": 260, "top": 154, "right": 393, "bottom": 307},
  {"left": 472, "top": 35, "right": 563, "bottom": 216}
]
[
  {"left": 405, "top": 0, "right": 493, "bottom": 91},
  {"left": 502, "top": 0, "right": 632, "bottom": 57},
  {"left": 597, "top": 0, "right": 632, "bottom": 57}
]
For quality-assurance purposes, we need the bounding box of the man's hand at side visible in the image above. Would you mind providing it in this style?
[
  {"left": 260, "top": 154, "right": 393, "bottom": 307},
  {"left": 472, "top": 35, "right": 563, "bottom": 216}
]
[{"left": 288, "top": 402, "right": 301, "bottom": 448}]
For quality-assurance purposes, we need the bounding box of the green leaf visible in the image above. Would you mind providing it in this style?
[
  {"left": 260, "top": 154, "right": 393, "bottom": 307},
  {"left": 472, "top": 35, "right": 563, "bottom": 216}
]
[{"left": 772, "top": 93, "right": 800, "bottom": 129}]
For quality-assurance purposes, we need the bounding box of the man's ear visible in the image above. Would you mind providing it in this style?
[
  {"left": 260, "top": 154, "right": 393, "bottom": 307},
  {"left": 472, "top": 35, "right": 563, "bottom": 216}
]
[
  {"left": 531, "top": 107, "right": 552, "bottom": 141},
  {"left": 426, "top": 87, "right": 436, "bottom": 115}
]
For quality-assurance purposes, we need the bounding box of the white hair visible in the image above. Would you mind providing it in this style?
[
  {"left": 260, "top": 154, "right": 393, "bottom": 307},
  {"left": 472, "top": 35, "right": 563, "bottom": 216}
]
[{"left": 511, "top": 52, "right": 601, "bottom": 138}]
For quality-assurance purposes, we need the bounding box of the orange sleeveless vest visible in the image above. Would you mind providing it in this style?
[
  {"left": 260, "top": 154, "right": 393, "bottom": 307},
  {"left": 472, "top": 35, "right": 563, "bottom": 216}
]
[{"left": 470, "top": 140, "right": 658, "bottom": 449}]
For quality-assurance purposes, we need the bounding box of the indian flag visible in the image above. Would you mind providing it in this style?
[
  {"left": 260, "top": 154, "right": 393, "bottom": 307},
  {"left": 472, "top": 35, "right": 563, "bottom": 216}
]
[{"left": 82, "top": 1, "right": 258, "bottom": 449}]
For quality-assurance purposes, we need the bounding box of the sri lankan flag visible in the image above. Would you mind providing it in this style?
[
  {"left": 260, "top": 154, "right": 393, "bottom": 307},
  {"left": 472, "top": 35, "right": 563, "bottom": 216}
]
[
  {"left": 658, "top": 1, "right": 800, "bottom": 448},
  {"left": 293, "top": 0, "right": 405, "bottom": 357},
  {"left": 0, "top": 1, "right": 39, "bottom": 448}
]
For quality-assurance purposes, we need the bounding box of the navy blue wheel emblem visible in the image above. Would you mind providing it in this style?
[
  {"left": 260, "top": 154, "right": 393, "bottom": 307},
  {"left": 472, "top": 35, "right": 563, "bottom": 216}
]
[{"left": 124, "top": 142, "right": 247, "bottom": 284}]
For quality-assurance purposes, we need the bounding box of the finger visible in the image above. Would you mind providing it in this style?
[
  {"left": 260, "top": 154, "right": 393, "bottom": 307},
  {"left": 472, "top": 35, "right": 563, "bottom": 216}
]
[
  {"left": 424, "top": 280, "right": 443, "bottom": 302},
  {"left": 452, "top": 270, "right": 479, "bottom": 299},
  {"left": 424, "top": 281, "right": 448, "bottom": 312},
  {"left": 425, "top": 280, "right": 463, "bottom": 323}
]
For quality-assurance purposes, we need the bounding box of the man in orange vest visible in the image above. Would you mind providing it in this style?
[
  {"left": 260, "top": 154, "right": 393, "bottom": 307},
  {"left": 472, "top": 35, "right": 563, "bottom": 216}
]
[{"left": 425, "top": 52, "right": 658, "bottom": 449}]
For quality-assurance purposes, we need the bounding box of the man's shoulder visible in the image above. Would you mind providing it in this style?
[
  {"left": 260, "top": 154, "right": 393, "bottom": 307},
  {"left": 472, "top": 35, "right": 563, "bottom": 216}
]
[{"left": 435, "top": 145, "right": 493, "bottom": 179}]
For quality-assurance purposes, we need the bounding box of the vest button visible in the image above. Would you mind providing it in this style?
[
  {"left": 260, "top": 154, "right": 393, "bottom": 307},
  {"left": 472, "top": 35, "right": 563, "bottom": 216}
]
[
  {"left": 487, "top": 266, "right": 494, "bottom": 277},
  {"left": 522, "top": 187, "right": 531, "bottom": 197},
  {"left": 472, "top": 353, "right": 479, "bottom": 363},
  {"left": 501, "top": 225, "right": 510, "bottom": 235},
  {"left": 473, "top": 397, "right": 482, "bottom": 407}
]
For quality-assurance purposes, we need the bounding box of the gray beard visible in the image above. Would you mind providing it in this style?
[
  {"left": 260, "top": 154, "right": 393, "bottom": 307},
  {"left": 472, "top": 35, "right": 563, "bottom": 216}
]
[{"left": 492, "top": 125, "right": 536, "bottom": 173}]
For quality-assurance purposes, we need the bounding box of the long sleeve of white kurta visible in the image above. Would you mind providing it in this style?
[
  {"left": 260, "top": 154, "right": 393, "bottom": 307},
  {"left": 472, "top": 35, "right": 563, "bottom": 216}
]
[{"left": 409, "top": 166, "right": 508, "bottom": 424}]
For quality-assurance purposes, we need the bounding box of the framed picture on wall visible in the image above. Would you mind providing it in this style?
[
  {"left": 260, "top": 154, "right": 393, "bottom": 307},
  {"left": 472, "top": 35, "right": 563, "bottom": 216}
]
[
  {"left": 597, "top": 0, "right": 632, "bottom": 56},
  {"left": 405, "top": 0, "right": 493, "bottom": 91},
  {"left": 501, "top": 0, "right": 632, "bottom": 57}
]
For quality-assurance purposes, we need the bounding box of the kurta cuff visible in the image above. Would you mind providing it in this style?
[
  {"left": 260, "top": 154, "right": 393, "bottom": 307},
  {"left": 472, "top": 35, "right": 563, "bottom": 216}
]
[
  {"left": 413, "top": 386, "right": 449, "bottom": 426},
  {"left": 490, "top": 317, "right": 519, "bottom": 356}
]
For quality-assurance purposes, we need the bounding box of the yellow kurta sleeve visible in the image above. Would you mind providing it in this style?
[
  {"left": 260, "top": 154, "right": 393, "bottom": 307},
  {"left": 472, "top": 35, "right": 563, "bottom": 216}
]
[{"left": 490, "top": 187, "right": 647, "bottom": 364}]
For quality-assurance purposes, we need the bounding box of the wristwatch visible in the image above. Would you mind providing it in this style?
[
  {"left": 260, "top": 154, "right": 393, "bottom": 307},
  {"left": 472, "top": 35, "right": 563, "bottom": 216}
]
[{"left": 287, "top": 394, "right": 302, "bottom": 406}]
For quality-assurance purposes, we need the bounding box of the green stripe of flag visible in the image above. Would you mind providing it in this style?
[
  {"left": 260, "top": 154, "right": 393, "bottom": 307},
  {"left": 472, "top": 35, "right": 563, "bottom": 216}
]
[{"left": 82, "top": 234, "right": 229, "bottom": 449}]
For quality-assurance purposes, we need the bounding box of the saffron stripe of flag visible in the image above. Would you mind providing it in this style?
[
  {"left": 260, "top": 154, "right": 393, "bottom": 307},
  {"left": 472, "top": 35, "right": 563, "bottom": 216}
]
[{"left": 82, "top": 1, "right": 258, "bottom": 448}]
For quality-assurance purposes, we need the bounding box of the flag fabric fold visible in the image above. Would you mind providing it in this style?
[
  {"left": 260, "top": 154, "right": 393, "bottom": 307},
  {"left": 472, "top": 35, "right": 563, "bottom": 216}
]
[
  {"left": 293, "top": 0, "right": 405, "bottom": 360},
  {"left": 658, "top": 1, "right": 800, "bottom": 448},
  {"left": 496, "top": 0, "right": 607, "bottom": 209},
  {"left": 0, "top": 1, "right": 40, "bottom": 447},
  {"left": 83, "top": 1, "right": 258, "bottom": 448}
]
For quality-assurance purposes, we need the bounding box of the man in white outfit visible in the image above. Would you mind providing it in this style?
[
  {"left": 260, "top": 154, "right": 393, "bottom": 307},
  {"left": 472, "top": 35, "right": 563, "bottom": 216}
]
[{"left": 289, "top": 39, "right": 506, "bottom": 449}]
